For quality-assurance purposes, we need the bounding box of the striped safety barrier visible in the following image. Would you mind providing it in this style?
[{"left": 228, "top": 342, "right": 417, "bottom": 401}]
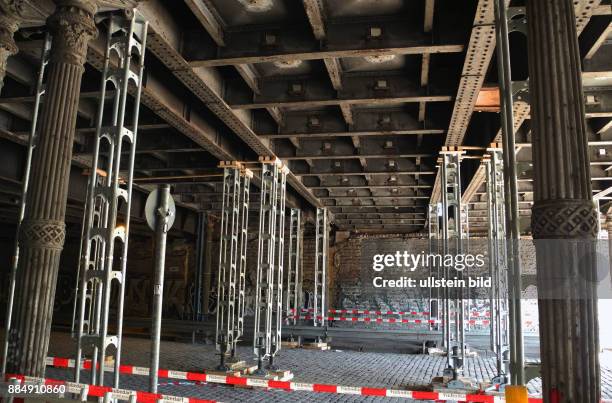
[
  {"left": 290, "top": 308, "right": 492, "bottom": 318},
  {"left": 291, "top": 308, "right": 432, "bottom": 316},
  {"left": 44, "top": 356, "right": 534, "bottom": 402},
  {"left": 4, "top": 374, "right": 216, "bottom": 403},
  {"left": 293, "top": 315, "right": 491, "bottom": 326}
]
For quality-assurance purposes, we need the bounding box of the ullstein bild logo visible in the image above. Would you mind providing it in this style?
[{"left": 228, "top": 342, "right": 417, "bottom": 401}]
[{"left": 371, "top": 251, "right": 491, "bottom": 289}]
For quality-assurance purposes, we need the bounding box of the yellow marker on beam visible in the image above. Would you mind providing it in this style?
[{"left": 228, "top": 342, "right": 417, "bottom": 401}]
[{"left": 505, "top": 385, "right": 528, "bottom": 403}]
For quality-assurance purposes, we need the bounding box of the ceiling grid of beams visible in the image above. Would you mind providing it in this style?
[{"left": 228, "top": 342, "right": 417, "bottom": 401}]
[{"left": 1, "top": 0, "right": 609, "bottom": 233}]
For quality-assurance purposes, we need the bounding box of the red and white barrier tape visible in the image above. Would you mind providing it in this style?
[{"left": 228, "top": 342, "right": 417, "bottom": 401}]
[
  {"left": 290, "top": 309, "right": 492, "bottom": 319},
  {"left": 292, "top": 315, "right": 491, "bottom": 326},
  {"left": 4, "top": 374, "right": 216, "bottom": 403},
  {"left": 44, "top": 356, "right": 529, "bottom": 402}
]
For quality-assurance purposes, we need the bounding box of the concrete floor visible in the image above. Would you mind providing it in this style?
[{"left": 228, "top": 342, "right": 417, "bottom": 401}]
[{"left": 40, "top": 332, "right": 612, "bottom": 402}]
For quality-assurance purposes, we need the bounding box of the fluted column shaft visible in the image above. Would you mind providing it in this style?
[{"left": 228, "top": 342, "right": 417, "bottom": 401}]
[
  {"left": 527, "top": 0, "right": 600, "bottom": 401},
  {"left": 6, "top": 0, "right": 97, "bottom": 377},
  {"left": 0, "top": 0, "right": 25, "bottom": 94}
]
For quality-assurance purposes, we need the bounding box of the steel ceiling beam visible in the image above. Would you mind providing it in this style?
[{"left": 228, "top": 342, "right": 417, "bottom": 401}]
[{"left": 187, "top": 19, "right": 464, "bottom": 68}]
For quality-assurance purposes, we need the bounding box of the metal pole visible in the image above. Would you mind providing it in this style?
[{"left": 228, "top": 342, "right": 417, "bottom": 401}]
[
  {"left": 486, "top": 160, "right": 497, "bottom": 355},
  {"left": 149, "top": 184, "right": 171, "bottom": 393},
  {"left": 494, "top": 0, "right": 524, "bottom": 384},
  {"left": 441, "top": 159, "right": 452, "bottom": 367},
  {"left": 1, "top": 34, "right": 50, "bottom": 378},
  {"left": 194, "top": 212, "right": 205, "bottom": 320},
  {"left": 203, "top": 216, "right": 214, "bottom": 316}
]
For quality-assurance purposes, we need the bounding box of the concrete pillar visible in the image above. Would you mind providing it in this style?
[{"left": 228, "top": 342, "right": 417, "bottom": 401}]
[
  {"left": 202, "top": 215, "right": 214, "bottom": 315},
  {"left": 6, "top": 0, "right": 97, "bottom": 377},
  {"left": 527, "top": 0, "right": 600, "bottom": 401},
  {"left": 0, "top": 1, "right": 25, "bottom": 94}
]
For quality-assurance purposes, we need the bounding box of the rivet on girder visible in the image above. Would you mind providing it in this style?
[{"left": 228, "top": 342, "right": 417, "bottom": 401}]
[
  {"left": 367, "top": 26, "right": 383, "bottom": 39},
  {"left": 308, "top": 116, "right": 321, "bottom": 128},
  {"left": 374, "top": 79, "right": 389, "bottom": 90},
  {"left": 263, "top": 33, "right": 277, "bottom": 46}
]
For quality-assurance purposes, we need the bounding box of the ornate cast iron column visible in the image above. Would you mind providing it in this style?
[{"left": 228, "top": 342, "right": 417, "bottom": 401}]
[
  {"left": 0, "top": 0, "right": 25, "bottom": 94},
  {"left": 6, "top": 0, "right": 97, "bottom": 377},
  {"left": 527, "top": 0, "right": 600, "bottom": 401}
]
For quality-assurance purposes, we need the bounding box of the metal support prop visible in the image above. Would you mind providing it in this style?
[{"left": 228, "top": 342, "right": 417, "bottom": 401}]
[
  {"left": 216, "top": 163, "right": 251, "bottom": 364},
  {"left": 428, "top": 204, "right": 441, "bottom": 332},
  {"left": 74, "top": 12, "right": 148, "bottom": 387},
  {"left": 253, "top": 158, "right": 282, "bottom": 359},
  {"left": 494, "top": 0, "right": 524, "bottom": 384},
  {"left": 216, "top": 164, "right": 241, "bottom": 365},
  {"left": 461, "top": 204, "right": 470, "bottom": 333},
  {"left": 286, "top": 209, "right": 302, "bottom": 325},
  {"left": 1, "top": 34, "right": 51, "bottom": 378},
  {"left": 149, "top": 185, "right": 171, "bottom": 393},
  {"left": 271, "top": 165, "right": 288, "bottom": 361},
  {"left": 441, "top": 151, "right": 465, "bottom": 375},
  {"left": 486, "top": 150, "right": 510, "bottom": 381},
  {"left": 314, "top": 208, "right": 328, "bottom": 328},
  {"left": 235, "top": 169, "right": 252, "bottom": 355},
  {"left": 194, "top": 212, "right": 206, "bottom": 320}
]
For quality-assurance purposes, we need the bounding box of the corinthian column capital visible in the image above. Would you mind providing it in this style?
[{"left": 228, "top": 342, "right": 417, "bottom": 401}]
[
  {"left": 0, "top": 0, "right": 26, "bottom": 93},
  {"left": 47, "top": 0, "right": 98, "bottom": 66},
  {"left": 0, "top": 0, "right": 25, "bottom": 49}
]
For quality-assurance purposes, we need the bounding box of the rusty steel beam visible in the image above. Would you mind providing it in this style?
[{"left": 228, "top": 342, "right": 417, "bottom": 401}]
[
  {"left": 230, "top": 73, "right": 453, "bottom": 109},
  {"left": 307, "top": 184, "right": 432, "bottom": 190},
  {"left": 296, "top": 170, "right": 435, "bottom": 177},
  {"left": 187, "top": 18, "right": 464, "bottom": 68},
  {"left": 262, "top": 108, "right": 444, "bottom": 139},
  {"left": 184, "top": 0, "right": 225, "bottom": 46},
  {"left": 281, "top": 153, "right": 433, "bottom": 161}
]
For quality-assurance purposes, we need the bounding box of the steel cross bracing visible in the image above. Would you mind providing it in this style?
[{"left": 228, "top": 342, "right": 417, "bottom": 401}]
[
  {"left": 0, "top": 34, "right": 51, "bottom": 378},
  {"left": 460, "top": 203, "right": 471, "bottom": 332},
  {"left": 272, "top": 165, "right": 289, "bottom": 357},
  {"left": 428, "top": 204, "right": 441, "bottom": 330},
  {"left": 215, "top": 163, "right": 247, "bottom": 358},
  {"left": 313, "top": 207, "right": 329, "bottom": 328},
  {"left": 235, "top": 168, "right": 252, "bottom": 353},
  {"left": 253, "top": 159, "right": 281, "bottom": 359},
  {"left": 440, "top": 151, "right": 466, "bottom": 373},
  {"left": 74, "top": 12, "right": 148, "bottom": 388},
  {"left": 486, "top": 149, "right": 510, "bottom": 380},
  {"left": 285, "top": 208, "right": 302, "bottom": 326}
]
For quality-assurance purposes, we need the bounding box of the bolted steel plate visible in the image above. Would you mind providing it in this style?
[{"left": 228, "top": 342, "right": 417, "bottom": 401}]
[{"left": 145, "top": 188, "right": 176, "bottom": 231}]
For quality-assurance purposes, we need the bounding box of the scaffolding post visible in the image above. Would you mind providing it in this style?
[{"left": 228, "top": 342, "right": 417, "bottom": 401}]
[
  {"left": 270, "top": 165, "right": 288, "bottom": 368},
  {"left": 253, "top": 158, "right": 282, "bottom": 367},
  {"left": 194, "top": 212, "right": 206, "bottom": 321},
  {"left": 234, "top": 168, "right": 252, "bottom": 356},
  {"left": 215, "top": 163, "right": 242, "bottom": 369},
  {"left": 286, "top": 209, "right": 302, "bottom": 325},
  {"left": 428, "top": 204, "right": 440, "bottom": 332},
  {"left": 73, "top": 12, "right": 148, "bottom": 387},
  {"left": 1, "top": 34, "right": 51, "bottom": 378},
  {"left": 487, "top": 149, "right": 511, "bottom": 384},
  {"left": 314, "top": 208, "right": 328, "bottom": 330},
  {"left": 440, "top": 151, "right": 466, "bottom": 382}
]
